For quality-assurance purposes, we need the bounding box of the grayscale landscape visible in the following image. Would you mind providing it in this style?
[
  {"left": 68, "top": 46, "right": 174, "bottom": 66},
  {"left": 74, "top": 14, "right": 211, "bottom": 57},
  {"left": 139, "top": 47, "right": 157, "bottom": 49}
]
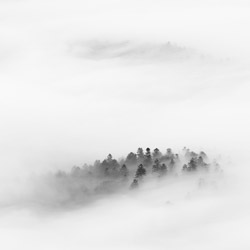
[{"left": 0, "top": 0, "right": 250, "bottom": 249}]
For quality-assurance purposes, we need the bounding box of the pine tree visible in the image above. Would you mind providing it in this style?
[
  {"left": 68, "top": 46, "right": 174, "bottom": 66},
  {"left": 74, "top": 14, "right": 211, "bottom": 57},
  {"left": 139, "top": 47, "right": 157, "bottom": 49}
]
[
  {"left": 152, "top": 159, "right": 160, "bottom": 173},
  {"left": 144, "top": 147, "right": 152, "bottom": 167},
  {"left": 135, "top": 164, "right": 146, "bottom": 179},
  {"left": 125, "top": 152, "right": 137, "bottom": 165},
  {"left": 160, "top": 163, "right": 167, "bottom": 176},
  {"left": 130, "top": 179, "right": 139, "bottom": 189},
  {"left": 137, "top": 148, "right": 144, "bottom": 163},
  {"left": 182, "top": 164, "right": 188, "bottom": 171},
  {"left": 107, "top": 154, "right": 112, "bottom": 162},
  {"left": 188, "top": 157, "right": 197, "bottom": 171},
  {"left": 101, "top": 154, "right": 120, "bottom": 176},
  {"left": 152, "top": 148, "right": 162, "bottom": 159},
  {"left": 197, "top": 156, "right": 204, "bottom": 167},
  {"left": 120, "top": 164, "right": 129, "bottom": 177}
]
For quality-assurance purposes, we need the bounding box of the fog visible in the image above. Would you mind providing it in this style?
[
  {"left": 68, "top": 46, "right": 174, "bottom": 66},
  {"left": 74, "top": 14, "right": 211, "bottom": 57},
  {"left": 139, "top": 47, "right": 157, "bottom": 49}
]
[{"left": 0, "top": 0, "right": 250, "bottom": 249}]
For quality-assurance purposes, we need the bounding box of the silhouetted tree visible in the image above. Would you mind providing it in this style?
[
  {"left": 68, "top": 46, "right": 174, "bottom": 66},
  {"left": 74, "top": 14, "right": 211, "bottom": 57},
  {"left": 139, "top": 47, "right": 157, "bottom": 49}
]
[
  {"left": 159, "top": 163, "right": 167, "bottom": 176},
  {"left": 197, "top": 156, "right": 204, "bottom": 166},
  {"left": 135, "top": 164, "right": 146, "bottom": 179},
  {"left": 144, "top": 147, "right": 152, "bottom": 167},
  {"left": 152, "top": 159, "right": 160, "bottom": 173},
  {"left": 101, "top": 154, "right": 120, "bottom": 176},
  {"left": 188, "top": 157, "right": 197, "bottom": 171},
  {"left": 125, "top": 152, "right": 137, "bottom": 165},
  {"left": 52, "top": 146, "right": 214, "bottom": 199},
  {"left": 175, "top": 154, "right": 180, "bottom": 162},
  {"left": 137, "top": 148, "right": 144, "bottom": 163},
  {"left": 107, "top": 154, "right": 113, "bottom": 162},
  {"left": 152, "top": 148, "right": 162, "bottom": 159},
  {"left": 130, "top": 179, "right": 139, "bottom": 189},
  {"left": 182, "top": 164, "right": 188, "bottom": 171},
  {"left": 120, "top": 164, "right": 129, "bottom": 177}
]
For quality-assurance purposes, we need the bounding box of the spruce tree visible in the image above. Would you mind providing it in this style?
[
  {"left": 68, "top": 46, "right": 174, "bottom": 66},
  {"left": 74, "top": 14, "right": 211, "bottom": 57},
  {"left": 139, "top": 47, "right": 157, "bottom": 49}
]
[
  {"left": 120, "top": 164, "right": 129, "bottom": 177},
  {"left": 130, "top": 179, "right": 139, "bottom": 189},
  {"left": 135, "top": 164, "right": 146, "bottom": 179},
  {"left": 125, "top": 152, "right": 137, "bottom": 165},
  {"left": 188, "top": 157, "right": 197, "bottom": 171},
  {"left": 144, "top": 147, "right": 152, "bottom": 167},
  {"left": 137, "top": 148, "right": 144, "bottom": 163},
  {"left": 152, "top": 159, "right": 160, "bottom": 173},
  {"left": 182, "top": 164, "right": 188, "bottom": 171},
  {"left": 152, "top": 148, "right": 162, "bottom": 159},
  {"left": 160, "top": 163, "right": 167, "bottom": 176}
]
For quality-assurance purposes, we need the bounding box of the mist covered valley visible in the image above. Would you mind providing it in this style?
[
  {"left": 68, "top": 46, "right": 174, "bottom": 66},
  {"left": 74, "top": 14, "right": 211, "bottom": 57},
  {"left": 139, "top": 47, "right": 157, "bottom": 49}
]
[{"left": 0, "top": 0, "right": 250, "bottom": 249}]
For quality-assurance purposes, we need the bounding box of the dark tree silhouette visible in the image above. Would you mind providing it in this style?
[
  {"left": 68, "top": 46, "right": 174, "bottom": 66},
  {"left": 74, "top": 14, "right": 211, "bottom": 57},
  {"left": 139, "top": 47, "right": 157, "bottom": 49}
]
[
  {"left": 152, "top": 148, "right": 162, "bottom": 159},
  {"left": 50, "top": 146, "right": 214, "bottom": 205},
  {"left": 152, "top": 159, "right": 160, "bottom": 173},
  {"left": 130, "top": 179, "right": 139, "bottom": 189},
  {"left": 188, "top": 157, "right": 197, "bottom": 171},
  {"left": 144, "top": 147, "right": 152, "bottom": 167},
  {"left": 135, "top": 164, "right": 146, "bottom": 179},
  {"left": 107, "top": 154, "right": 113, "bottom": 162},
  {"left": 160, "top": 163, "right": 167, "bottom": 175}
]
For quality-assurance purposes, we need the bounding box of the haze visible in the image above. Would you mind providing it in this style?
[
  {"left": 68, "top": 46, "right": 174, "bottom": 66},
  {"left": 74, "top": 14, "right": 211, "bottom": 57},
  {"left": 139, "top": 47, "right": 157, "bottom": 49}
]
[{"left": 0, "top": 0, "right": 250, "bottom": 249}]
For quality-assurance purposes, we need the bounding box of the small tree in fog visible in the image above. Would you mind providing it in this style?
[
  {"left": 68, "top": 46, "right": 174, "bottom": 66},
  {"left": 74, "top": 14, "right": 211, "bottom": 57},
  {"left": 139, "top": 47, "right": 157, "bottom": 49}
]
[
  {"left": 168, "top": 158, "right": 175, "bottom": 171},
  {"left": 125, "top": 152, "right": 137, "bottom": 165},
  {"left": 120, "top": 164, "right": 129, "bottom": 178},
  {"left": 107, "top": 154, "right": 113, "bottom": 162},
  {"left": 130, "top": 179, "right": 139, "bottom": 189},
  {"left": 152, "top": 159, "right": 160, "bottom": 173},
  {"left": 188, "top": 158, "right": 197, "bottom": 171},
  {"left": 152, "top": 148, "right": 162, "bottom": 159},
  {"left": 137, "top": 148, "right": 144, "bottom": 163},
  {"left": 182, "top": 164, "right": 188, "bottom": 172},
  {"left": 160, "top": 163, "right": 167, "bottom": 176},
  {"left": 101, "top": 154, "right": 120, "bottom": 176},
  {"left": 135, "top": 164, "right": 146, "bottom": 179},
  {"left": 144, "top": 147, "right": 152, "bottom": 167}
]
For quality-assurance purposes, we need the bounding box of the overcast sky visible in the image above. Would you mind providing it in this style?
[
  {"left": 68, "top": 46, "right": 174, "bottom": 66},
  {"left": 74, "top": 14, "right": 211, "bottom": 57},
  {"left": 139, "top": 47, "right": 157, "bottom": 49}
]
[{"left": 1, "top": 0, "right": 250, "bottom": 176}]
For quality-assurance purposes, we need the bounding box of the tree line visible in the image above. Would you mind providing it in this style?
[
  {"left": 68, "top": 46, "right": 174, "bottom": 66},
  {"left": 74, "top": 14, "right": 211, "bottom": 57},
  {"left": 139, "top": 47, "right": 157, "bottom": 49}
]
[{"left": 53, "top": 147, "right": 219, "bottom": 196}]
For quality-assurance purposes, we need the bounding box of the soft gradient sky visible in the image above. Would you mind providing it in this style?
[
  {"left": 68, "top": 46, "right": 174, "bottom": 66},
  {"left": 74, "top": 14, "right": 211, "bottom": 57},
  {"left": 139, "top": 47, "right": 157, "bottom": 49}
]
[{"left": 1, "top": 0, "right": 250, "bottom": 176}]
